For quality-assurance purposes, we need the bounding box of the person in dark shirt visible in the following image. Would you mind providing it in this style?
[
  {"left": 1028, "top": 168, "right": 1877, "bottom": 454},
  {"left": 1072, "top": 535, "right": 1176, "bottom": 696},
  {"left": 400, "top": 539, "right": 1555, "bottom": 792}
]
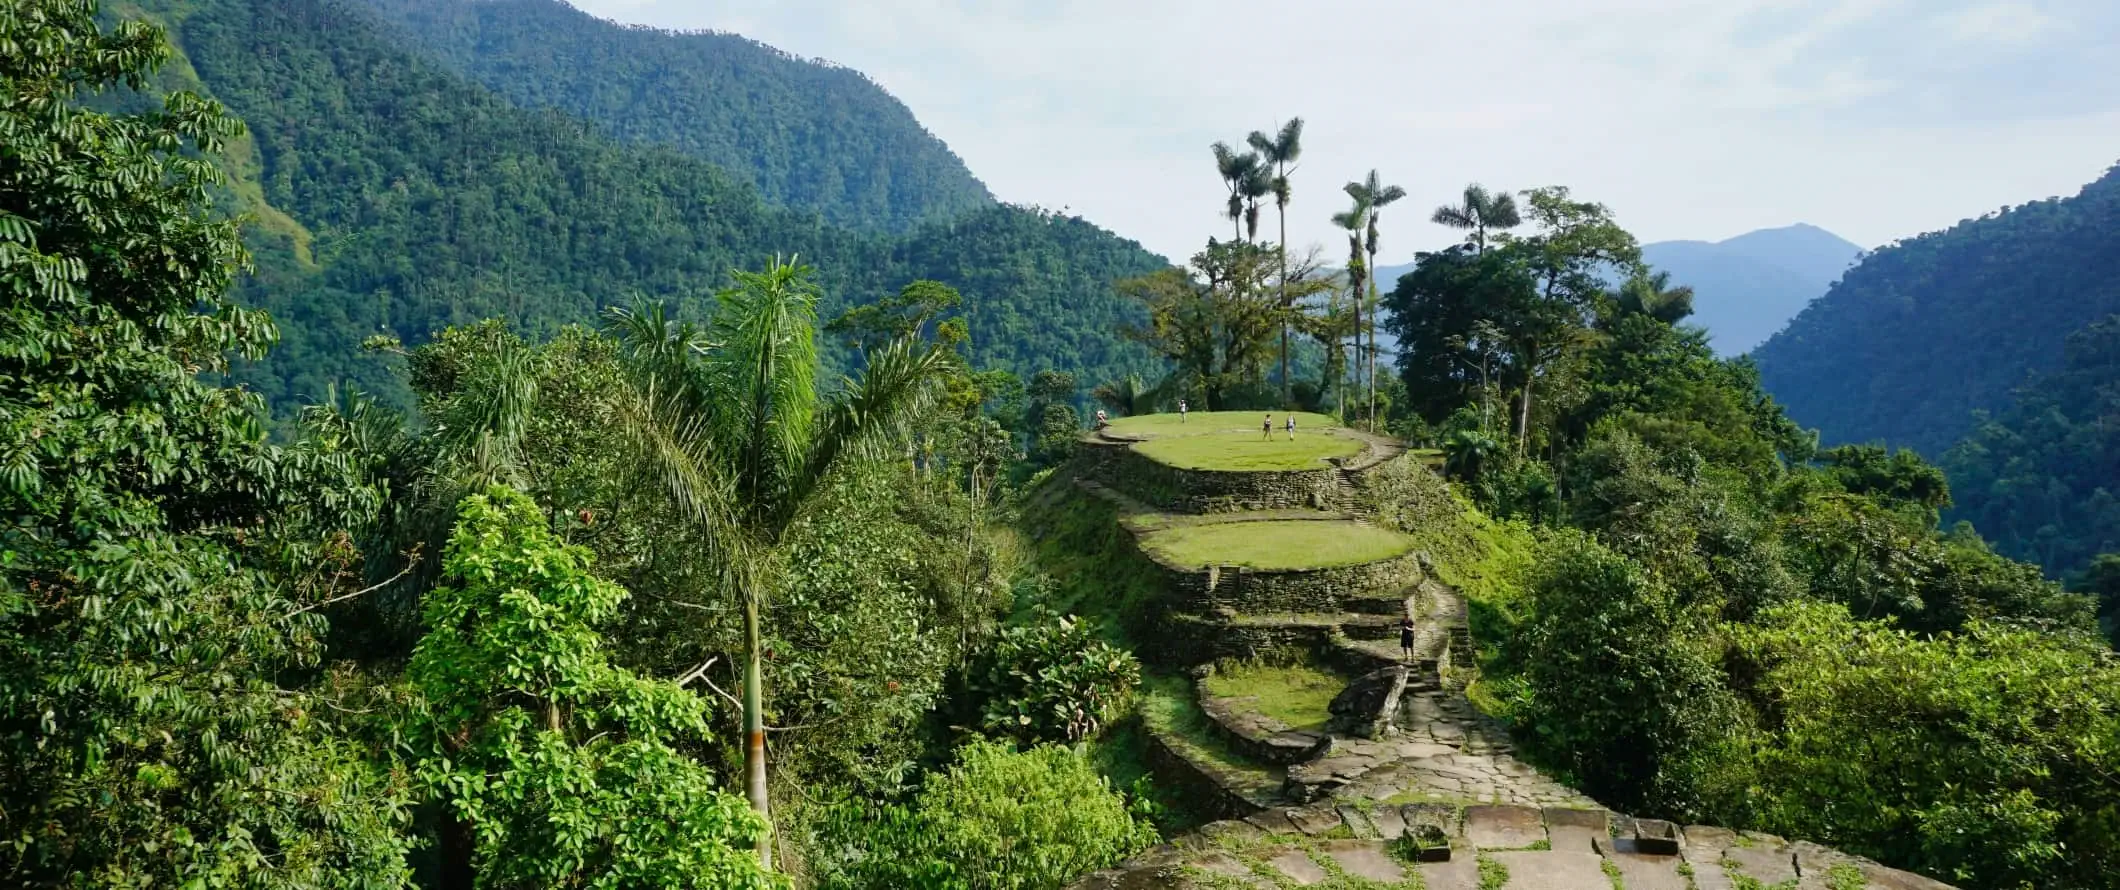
[{"left": 1399, "top": 616, "right": 1416, "bottom": 663}]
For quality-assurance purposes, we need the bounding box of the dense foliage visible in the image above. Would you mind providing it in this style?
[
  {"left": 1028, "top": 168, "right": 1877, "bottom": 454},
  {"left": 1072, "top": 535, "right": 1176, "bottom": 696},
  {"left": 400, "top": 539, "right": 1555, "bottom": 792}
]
[
  {"left": 815, "top": 741, "right": 1157, "bottom": 890},
  {"left": 1944, "top": 314, "right": 2120, "bottom": 577},
  {"left": 408, "top": 487, "right": 778, "bottom": 888},
  {"left": 967, "top": 605, "right": 1141, "bottom": 745},
  {"left": 0, "top": 5, "right": 410, "bottom": 880},
  {"left": 117, "top": 0, "right": 1167, "bottom": 418},
  {"left": 351, "top": 0, "right": 993, "bottom": 231},
  {"left": 1381, "top": 185, "right": 2113, "bottom": 888},
  {"left": 1753, "top": 162, "right": 2120, "bottom": 455}
]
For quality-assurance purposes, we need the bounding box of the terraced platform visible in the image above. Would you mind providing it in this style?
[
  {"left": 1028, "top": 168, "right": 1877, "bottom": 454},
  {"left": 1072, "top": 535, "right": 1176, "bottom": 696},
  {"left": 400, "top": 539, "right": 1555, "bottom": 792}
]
[
  {"left": 1064, "top": 414, "right": 1947, "bottom": 887},
  {"left": 1072, "top": 800, "right": 1959, "bottom": 888}
]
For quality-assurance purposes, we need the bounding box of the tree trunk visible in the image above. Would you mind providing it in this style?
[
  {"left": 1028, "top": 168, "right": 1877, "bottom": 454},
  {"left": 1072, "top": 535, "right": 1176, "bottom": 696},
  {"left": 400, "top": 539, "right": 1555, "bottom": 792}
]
[
  {"left": 1516, "top": 372, "right": 1534, "bottom": 454},
  {"left": 1278, "top": 201, "right": 1290, "bottom": 405},
  {"left": 743, "top": 591, "right": 773, "bottom": 871},
  {"left": 1366, "top": 250, "right": 1380, "bottom": 432},
  {"left": 438, "top": 804, "right": 476, "bottom": 890}
]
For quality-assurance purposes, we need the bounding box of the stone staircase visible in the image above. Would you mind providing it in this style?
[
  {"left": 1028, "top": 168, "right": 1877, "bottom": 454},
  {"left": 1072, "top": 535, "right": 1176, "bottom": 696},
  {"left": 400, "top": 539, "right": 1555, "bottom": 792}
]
[{"left": 1074, "top": 800, "right": 1959, "bottom": 889}]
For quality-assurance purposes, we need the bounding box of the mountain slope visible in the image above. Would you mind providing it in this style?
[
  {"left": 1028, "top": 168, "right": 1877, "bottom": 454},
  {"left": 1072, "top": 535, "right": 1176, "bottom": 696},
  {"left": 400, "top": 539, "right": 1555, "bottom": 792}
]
[
  {"left": 1639, "top": 224, "right": 1863, "bottom": 356},
  {"left": 122, "top": 0, "right": 1165, "bottom": 414},
  {"left": 1754, "top": 164, "right": 2120, "bottom": 455},
  {"left": 351, "top": 0, "right": 992, "bottom": 231}
]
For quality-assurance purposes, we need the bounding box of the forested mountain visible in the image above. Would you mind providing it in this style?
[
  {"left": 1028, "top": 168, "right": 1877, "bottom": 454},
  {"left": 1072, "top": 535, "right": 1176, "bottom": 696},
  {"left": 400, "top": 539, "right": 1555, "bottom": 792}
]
[
  {"left": 114, "top": 0, "right": 1166, "bottom": 415},
  {"left": 350, "top": 0, "right": 993, "bottom": 231},
  {"left": 1754, "top": 163, "right": 2120, "bottom": 454},
  {"left": 1944, "top": 316, "right": 2120, "bottom": 576},
  {"left": 1636, "top": 224, "right": 1862, "bottom": 355}
]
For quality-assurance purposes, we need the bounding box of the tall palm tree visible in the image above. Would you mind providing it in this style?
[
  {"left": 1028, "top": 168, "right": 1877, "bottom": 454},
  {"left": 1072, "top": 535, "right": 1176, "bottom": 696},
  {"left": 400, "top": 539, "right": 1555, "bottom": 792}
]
[
  {"left": 1240, "top": 165, "right": 1273, "bottom": 243},
  {"left": 1345, "top": 170, "right": 1405, "bottom": 429},
  {"left": 602, "top": 257, "right": 949, "bottom": 870},
  {"left": 1331, "top": 200, "right": 1370, "bottom": 419},
  {"left": 1249, "top": 118, "right": 1303, "bottom": 401},
  {"left": 1430, "top": 183, "right": 1521, "bottom": 253},
  {"left": 1212, "top": 142, "right": 1261, "bottom": 242}
]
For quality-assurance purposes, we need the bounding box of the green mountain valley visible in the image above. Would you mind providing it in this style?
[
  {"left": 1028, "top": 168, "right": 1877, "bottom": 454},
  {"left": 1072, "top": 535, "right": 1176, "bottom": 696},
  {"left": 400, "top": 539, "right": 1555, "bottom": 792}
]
[{"left": 6, "top": 3, "right": 2118, "bottom": 890}]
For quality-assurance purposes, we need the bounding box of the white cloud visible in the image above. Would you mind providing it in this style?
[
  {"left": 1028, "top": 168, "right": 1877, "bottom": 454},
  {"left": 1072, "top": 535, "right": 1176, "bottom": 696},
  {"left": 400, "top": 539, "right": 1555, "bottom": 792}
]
[{"left": 568, "top": 0, "right": 2120, "bottom": 261}]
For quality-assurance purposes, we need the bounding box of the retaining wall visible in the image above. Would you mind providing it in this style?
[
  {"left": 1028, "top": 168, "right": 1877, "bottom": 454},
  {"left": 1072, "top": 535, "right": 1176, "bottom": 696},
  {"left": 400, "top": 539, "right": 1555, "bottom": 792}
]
[{"left": 1076, "top": 434, "right": 1416, "bottom": 515}]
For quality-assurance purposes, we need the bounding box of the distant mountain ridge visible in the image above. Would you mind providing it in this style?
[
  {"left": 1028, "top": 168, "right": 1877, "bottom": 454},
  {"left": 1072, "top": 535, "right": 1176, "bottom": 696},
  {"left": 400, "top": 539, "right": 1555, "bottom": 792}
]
[
  {"left": 1639, "top": 223, "right": 1864, "bottom": 356},
  {"left": 114, "top": 0, "right": 1168, "bottom": 416},
  {"left": 1754, "top": 162, "right": 2120, "bottom": 455},
  {"left": 1364, "top": 223, "right": 1860, "bottom": 358},
  {"left": 351, "top": 0, "right": 995, "bottom": 231}
]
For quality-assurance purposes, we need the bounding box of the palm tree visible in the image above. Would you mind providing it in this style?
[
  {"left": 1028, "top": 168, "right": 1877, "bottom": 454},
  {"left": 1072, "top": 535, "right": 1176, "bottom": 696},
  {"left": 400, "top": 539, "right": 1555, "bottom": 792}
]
[
  {"left": 1615, "top": 270, "right": 1696, "bottom": 324},
  {"left": 601, "top": 257, "right": 950, "bottom": 870},
  {"left": 1345, "top": 170, "right": 1406, "bottom": 429},
  {"left": 1212, "top": 143, "right": 1262, "bottom": 242},
  {"left": 1239, "top": 165, "right": 1273, "bottom": 244},
  {"left": 1249, "top": 118, "right": 1304, "bottom": 401},
  {"left": 1331, "top": 200, "right": 1370, "bottom": 419},
  {"left": 1430, "top": 183, "right": 1522, "bottom": 252}
]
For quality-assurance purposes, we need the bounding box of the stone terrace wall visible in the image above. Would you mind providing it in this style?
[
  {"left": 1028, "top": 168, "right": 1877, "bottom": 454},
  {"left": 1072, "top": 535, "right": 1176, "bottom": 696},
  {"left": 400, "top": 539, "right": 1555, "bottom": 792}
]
[
  {"left": 1075, "top": 433, "right": 1416, "bottom": 515},
  {"left": 1177, "top": 551, "right": 1421, "bottom": 616}
]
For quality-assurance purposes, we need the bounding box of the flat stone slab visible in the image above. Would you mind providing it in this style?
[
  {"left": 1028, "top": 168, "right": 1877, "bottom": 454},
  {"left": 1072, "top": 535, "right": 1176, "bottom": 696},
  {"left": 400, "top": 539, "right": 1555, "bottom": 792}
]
[
  {"left": 1243, "top": 809, "right": 1302, "bottom": 836},
  {"left": 1321, "top": 839, "right": 1405, "bottom": 883},
  {"left": 1197, "top": 819, "right": 1265, "bottom": 848},
  {"left": 1334, "top": 804, "right": 1379, "bottom": 838},
  {"left": 1723, "top": 844, "right": 1798, "bottom": 884},
  {"left": 1191, "top": 851, "right": 1268, "bottom": 886},
  {"left": 1858, "top": 861, "right": 1958, "bottom": 889},
  {"left": 1487, "top": 850, "right": 1610, "bottom": 889},
  {"left": 1465, "top": 804, "right": 1546, "bottom": 849},
  {"left": 1366, "top": 802, "right": 1408, "bottom": 839},
  {"left": 1683, "top": 825, "right": 1738, "bottom": 859},
  {"left": 1418, "top": 856, "right": 1483, "bottom": 890},
  {"left": 1541, "top": 807, "right": 1607, "bottom": 854},
  {"left": 1605, "top": 851, "right": 1690, "bottom": 890},
  {"left": 1285, "top": 807, "right": 1345, "bottom": 836},
  {"left": 1266, "top": 849, "right": 1328, "bottom": 885}
]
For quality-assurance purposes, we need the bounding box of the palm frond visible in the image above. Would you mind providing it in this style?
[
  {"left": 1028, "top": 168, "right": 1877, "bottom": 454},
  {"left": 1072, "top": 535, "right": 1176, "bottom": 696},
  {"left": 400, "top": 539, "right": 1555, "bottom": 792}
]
[
  {"left": 1432, "top": 204, "right": 1475, "bottom": 229},
  {"left": 605, "top": 370, "right": 743, "bottom": 564},
  {"left": 1276, "top": 118, "right": 1304, "bottom": 161},
  {"left": 712, "top": 255, "right": 823, "bottom": 510},
  {"left": 792, "top": 334, "right": 949, "bottom": 522}
]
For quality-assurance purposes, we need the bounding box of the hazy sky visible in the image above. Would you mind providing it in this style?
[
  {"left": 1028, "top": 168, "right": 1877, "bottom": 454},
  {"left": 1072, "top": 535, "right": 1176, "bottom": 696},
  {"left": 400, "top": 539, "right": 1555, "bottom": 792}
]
[{"left": 571, "top": 0, "right": 2119, "bottom": 263}]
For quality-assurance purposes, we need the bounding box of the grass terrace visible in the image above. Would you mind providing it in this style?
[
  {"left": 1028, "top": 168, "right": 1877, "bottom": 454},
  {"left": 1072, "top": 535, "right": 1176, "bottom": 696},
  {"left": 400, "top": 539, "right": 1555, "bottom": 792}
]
[
  {"left": 1200, "top": 661, "right": 1345, "bottom": 732},
  {"left": 1138, "top": 518, "right": 1414, "bottom": 570},
  {"left": 1108, "top": 411, "right": 1364, "bottom": 471}
]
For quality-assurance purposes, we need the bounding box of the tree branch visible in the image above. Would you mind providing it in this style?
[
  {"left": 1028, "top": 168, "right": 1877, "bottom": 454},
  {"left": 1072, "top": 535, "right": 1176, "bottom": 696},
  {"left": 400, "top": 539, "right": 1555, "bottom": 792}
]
[{"left": 284, "top": 555, "right": 419, "bottom": 619}]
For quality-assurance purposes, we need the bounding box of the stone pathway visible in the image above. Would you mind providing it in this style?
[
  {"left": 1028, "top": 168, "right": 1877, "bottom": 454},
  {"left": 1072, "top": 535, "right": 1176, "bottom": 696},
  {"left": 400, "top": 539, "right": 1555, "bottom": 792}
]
[{"left": 1072, "top": 800, "right": 1959, "bottom": 889}]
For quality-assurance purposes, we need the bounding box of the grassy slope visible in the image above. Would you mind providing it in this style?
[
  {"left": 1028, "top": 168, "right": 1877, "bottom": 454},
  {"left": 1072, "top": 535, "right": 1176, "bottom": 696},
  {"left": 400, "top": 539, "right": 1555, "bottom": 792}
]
[
  {"left": 1133, "top": 432, "right": 1364, "bottom": 471},
  {"left": 1200, "top": 662, "right": 1343, "bottom": 732},
  {"left": 1137, "top": 520, "right": 1413, "bottom": 570}
]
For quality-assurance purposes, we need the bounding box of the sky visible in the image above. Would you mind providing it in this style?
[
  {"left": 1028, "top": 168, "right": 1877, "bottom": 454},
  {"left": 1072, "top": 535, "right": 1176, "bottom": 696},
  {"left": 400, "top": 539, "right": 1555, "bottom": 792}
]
[{"left": 570, "top": 0, "right": 2120, "bottom": 264}]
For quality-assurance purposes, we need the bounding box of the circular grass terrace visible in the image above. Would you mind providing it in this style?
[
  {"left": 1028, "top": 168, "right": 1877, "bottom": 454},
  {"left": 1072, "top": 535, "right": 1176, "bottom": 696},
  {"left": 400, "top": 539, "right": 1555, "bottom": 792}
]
[
  {"left": 1137, "top": 519, "right": 1414, "bottom": 571},
  {"left": 1108, "top": 411, "right": 1364, "bottom": 471}
]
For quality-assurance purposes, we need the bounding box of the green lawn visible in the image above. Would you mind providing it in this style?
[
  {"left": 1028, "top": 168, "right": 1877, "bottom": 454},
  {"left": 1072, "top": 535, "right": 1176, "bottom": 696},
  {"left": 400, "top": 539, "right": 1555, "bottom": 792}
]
[
  {"left": 1200, "top": 662, "right": 1344, "bottom": 731},
  {"left": 1138, "top": 519, "right": 1413, "bottom": 570},
  {"left": 1105, "top": 410, "right": 1340, "bottom": 438},
  {"left": 1132, "top": 429, "right": 1364, "bottom": 471}
]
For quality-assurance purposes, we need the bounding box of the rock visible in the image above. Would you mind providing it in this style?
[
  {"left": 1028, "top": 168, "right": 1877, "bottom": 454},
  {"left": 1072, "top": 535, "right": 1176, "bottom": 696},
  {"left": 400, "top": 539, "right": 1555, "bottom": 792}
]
[
  {"left": 1541, "top": 806, "right": 1607, "bottom": 854},
  {"left": 1722, "top": 844, "right": 1798, "bottom": 885},
  {"left": 1327, "top": 665, "right": 1408, "bottom": 738},
  {"left": 1857, "top": 861, "right": 1959, "bottom": 889},
  {"left": 1242, "top": 809, "right": 1302, "bottom": 837},
  {"left": 1366, "top": 802, "right": 1408, "bottom": 839},
  {"left": 1285, "top": 806, "right": 1345, "bottom": 837},
  {"left": 1488, "top": 850, "right": 1610, "bottom": 889},
  {"left": 1321, "top": 839, "right": 1405, "bottom": 882},
  {"left": 1197, "top": 819, "right": 1265, "bottom": 848},
  {"left": 1603, "top": 850, "right": 1691, "bottom": 890},
  {"left": 1191, "top": 852, "right": 1268, "bottom": 886},
  {"left": 1334, "top": 804, "right": 1378, "bottom": 838},
  {"left": 1265, "top": 849, "right": 1328, "bottom": 885},
  {"left": 1683, "top": 825, "right": 1739, "bottom": 860},
  {"left": 1633, "top": 818, "right": 1682, "bottom": 855},
  {"left": 1402, "top": 803, "right": 1462, "bottom": 839},
  {"left": 1464, "top": 804, "right": 1545, "bottom": 850},
  {"left": 1418, "top": 856, "right": 1483, "bottom": 890}
]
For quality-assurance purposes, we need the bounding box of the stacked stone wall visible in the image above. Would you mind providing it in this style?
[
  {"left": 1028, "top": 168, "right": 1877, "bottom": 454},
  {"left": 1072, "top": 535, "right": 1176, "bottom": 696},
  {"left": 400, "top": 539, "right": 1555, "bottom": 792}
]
[{"left": 1076, "top": 435, "right": 1420, "bottom": 515}]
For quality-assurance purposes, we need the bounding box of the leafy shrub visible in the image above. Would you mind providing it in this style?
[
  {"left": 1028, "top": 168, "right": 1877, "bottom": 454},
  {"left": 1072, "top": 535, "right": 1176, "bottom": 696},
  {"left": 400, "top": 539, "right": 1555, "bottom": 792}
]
[
  {"left": 971, "top": 603, "right": 1142, "bottom": 744},
  {"left": 821, "top": 741, "right": 1158, "bottom": 890},
  {"left": 1515, "top": 532, "right": 1749, "bottom": 816}
]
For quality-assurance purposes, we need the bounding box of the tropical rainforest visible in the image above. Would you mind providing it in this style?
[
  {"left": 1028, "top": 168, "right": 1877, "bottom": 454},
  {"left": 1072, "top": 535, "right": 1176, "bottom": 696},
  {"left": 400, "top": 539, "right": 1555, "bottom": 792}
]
[
  {"left": 102, "top": 0, "right": 1167, "bottom": 419},
  {"left": 5, "top": 2, "right": 2118, "bottom": 890}
]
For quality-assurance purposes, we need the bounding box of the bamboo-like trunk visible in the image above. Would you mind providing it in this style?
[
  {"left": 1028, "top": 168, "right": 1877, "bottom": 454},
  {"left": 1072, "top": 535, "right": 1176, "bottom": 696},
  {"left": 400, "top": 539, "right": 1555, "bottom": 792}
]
[{"left": 743, "top": 592, "right": 772, "bottom": 870}]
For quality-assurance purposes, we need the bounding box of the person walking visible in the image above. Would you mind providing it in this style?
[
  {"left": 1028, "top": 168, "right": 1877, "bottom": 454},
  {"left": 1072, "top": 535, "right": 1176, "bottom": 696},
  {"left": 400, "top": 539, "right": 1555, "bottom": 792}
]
[
  {"left": 1399, "top": 616, "right": 1416, "bottom": 663},
  {"left": 1262, "top": 413, "right": 1273, "bottom": 440},
  {"left": 1178, "top": 399, "right": 1188, "bottom": 423},
  {"left": 1286, "top": 415, "right": 1296, "bottom": 440}
]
